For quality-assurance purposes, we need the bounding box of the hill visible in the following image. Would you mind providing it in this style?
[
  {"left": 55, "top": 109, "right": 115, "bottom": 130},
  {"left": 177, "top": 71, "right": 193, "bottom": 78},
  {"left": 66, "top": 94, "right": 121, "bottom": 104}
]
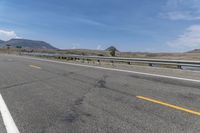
[
  {"left": 187, "top": 49, "right": 200, "bottom": 53},
  {"left": 0, "top": 40, "right": 4, "bottom": 46},
  {"left": 0, "top": 40, "right": 4, "bottom": 43},
  {"left": 0, "top": 39, "right": 57, "bottom": 50},
  {"left": 0, "top": 40, "right": 4, "bottom": 48}
]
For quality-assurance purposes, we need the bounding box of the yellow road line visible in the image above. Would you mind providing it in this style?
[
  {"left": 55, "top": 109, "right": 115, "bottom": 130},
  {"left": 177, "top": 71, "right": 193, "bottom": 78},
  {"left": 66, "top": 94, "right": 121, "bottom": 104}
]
[
  {"left": 137, "top": 96, "right": 200, "bottom": 116},
  {"left": 29, "top": 65, "right": 41, "bottom": 69}
]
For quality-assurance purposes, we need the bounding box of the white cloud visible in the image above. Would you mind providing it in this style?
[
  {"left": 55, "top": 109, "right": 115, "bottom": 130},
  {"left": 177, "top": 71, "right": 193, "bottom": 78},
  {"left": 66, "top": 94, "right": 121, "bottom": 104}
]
[
  {"left": 76, "top": 18, "right": 105, "bottom": 26},
  {"left": 167, "top": 25, "right": 200, "bottom": 51},
  {"left": 162, "top": 0, "right": 200, "bottom": 20},
  {"left": 0, "top": 29, "right": 20, "bottom": 41},
  {"left": 162, "top": 11, "right": 200, "bottom": 20}
]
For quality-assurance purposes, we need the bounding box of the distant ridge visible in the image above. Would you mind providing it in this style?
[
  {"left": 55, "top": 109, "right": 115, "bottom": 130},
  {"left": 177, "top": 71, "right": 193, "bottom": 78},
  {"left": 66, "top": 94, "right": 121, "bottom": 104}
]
[
  {"left": 187, "top": 49, "right": 200, "bottom": 53},
  {"left": 0, "top": 40, "right": 4, "bottom": 44},
  {"left": 0, "top": 39, "right": 57, "bottom": 50}
]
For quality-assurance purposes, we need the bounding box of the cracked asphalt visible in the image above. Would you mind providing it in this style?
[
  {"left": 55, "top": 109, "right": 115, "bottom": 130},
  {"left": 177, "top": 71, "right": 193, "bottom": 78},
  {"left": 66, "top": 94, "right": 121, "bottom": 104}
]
[{"left": 0, "top": 54, "right": 200, "bottom": 133}]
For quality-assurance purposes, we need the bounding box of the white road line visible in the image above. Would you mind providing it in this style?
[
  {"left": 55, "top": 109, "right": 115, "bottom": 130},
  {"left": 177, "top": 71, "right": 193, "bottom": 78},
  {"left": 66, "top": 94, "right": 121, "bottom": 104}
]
[
  {"left": 29, "top": 65, "right": 41, "bottom": 69},
  {"left": 0, "top": 94, "right": 20, "bottom": 133},
  {"left": 18, "top": 55, "right": 200, "bottom": 83}
]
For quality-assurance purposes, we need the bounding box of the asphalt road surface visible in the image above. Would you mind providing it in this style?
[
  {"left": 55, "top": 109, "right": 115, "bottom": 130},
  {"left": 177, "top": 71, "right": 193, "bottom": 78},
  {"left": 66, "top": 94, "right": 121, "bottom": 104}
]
[{"left": 0, "top": 54, "right": 200, "bottom": 133}]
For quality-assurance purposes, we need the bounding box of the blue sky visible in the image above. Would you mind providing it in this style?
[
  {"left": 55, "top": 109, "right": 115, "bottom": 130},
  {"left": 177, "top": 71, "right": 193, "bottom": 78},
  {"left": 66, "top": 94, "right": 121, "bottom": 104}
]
[{"left": 0, "top": 0, "right": 200, "bottom": 52}]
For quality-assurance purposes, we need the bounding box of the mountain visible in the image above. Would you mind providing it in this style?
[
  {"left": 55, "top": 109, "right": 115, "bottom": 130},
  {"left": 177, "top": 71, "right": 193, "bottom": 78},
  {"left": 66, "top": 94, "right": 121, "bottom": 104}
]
[
  {"left": 105, "top": 46, "right": 119, "bottom": 52},
  {"left": 0, "top": 40, "right": 4, "bottom": 48},
  {"left": 187, "top": 49, "right": 200, "bottom": 53},
  {"left": 0, "top": 40, "right": 4, "bottom": 44},
  {"left": 0, "top": 39, "right": 57, "bottom": 49}
]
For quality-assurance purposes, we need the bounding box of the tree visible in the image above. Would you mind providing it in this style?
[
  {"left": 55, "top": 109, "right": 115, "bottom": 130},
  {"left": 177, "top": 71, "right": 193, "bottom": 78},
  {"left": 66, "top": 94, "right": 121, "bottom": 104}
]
[
  {"left": 106, "top": 46, "right": 118, "bottom": 57},
  {"left": 110, "top": 49, "right": 116, "bottom": 57}
]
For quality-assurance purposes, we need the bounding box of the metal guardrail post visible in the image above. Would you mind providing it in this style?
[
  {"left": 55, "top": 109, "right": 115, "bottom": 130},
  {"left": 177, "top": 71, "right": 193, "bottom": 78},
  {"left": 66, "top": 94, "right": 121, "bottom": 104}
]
[
  {"left": 111, "top": 60, "right": 114, "bottom": 67},
  {"left": 149, "top": 63, "right": 153, "bottom": 67},
  {"left": 97, "top": 60, "right": 101, "bottom": 65},
  {"left": 177, "top": 65, "right": 182, "bottom": 69}
]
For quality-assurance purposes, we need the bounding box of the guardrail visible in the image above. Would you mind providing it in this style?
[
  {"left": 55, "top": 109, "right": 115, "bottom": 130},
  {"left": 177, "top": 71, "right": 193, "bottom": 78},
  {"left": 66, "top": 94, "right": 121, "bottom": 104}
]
[{"left": 21, "top": 52, "right": 200, "bottom": 69}]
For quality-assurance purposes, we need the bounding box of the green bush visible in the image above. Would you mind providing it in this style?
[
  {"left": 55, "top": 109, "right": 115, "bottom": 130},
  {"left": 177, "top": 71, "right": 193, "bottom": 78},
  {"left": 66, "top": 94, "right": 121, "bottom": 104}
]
[{"left": 110, "top": 49, "right": 116, "bottom": 57}]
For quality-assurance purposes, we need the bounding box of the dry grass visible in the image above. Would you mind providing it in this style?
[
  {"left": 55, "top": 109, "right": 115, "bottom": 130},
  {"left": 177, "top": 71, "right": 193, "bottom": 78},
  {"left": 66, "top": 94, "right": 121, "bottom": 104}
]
[{"left": 1, "top": 48, "right": 200, "bottom": 61}]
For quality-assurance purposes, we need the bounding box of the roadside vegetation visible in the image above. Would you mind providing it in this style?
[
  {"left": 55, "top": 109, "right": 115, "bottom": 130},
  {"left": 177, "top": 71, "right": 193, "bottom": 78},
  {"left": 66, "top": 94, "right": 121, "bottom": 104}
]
[{"left": 0, "top": 47, "right": 200, "bottom": 61}]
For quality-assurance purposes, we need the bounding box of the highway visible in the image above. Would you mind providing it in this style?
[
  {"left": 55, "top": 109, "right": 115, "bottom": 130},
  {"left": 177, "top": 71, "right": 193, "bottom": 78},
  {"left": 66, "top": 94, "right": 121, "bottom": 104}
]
[{"left": 0, "top": 54, "right": 200, "bottom": 133}]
